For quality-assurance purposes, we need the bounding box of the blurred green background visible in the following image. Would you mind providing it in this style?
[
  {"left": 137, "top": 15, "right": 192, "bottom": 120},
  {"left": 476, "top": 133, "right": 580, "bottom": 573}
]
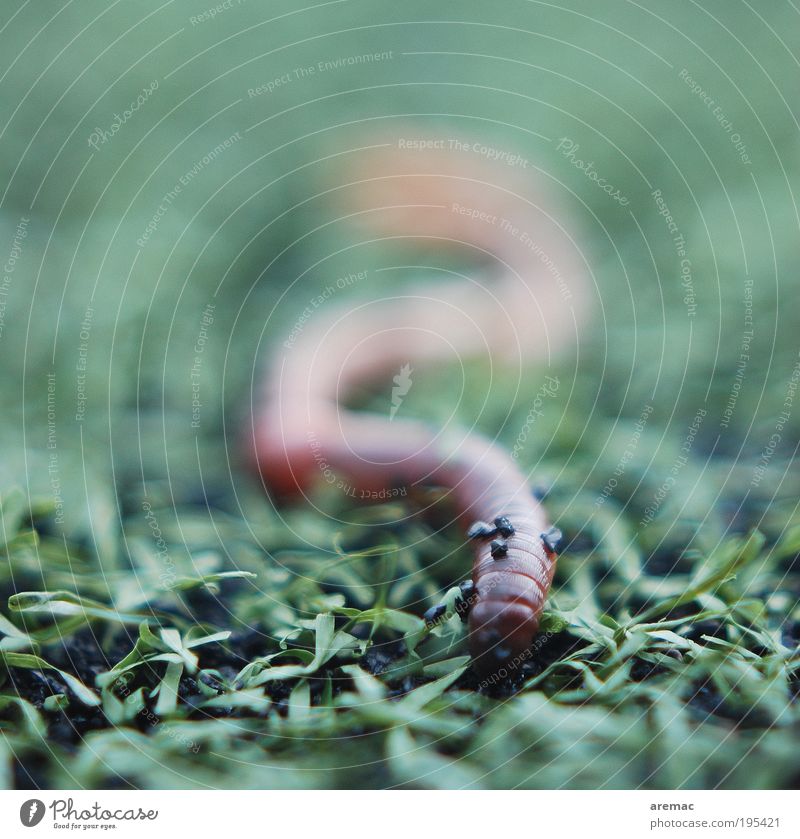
[{"left": 0, "top": 0, "right": 799, "bottom": 789}]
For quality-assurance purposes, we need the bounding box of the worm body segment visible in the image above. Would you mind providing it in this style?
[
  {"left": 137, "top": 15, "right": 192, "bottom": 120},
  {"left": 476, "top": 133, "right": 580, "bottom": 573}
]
[{"left": 249, "top": 140, "right": 583, "bottom": 676}]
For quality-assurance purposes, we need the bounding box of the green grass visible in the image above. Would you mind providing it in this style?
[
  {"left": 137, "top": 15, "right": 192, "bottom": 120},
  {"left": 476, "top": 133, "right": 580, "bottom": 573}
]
[
  {"left": 1, "top": 0, "right": 799, "bottom": 789},
  {"left": 1, "top": 478, "right": 799, "bottom": 788}
]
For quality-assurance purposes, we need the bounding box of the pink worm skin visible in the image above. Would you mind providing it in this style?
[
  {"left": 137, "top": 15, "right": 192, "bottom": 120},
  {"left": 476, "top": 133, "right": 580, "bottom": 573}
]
[{"left": 248, "top": 141, "right": 585, "bottom": 676}]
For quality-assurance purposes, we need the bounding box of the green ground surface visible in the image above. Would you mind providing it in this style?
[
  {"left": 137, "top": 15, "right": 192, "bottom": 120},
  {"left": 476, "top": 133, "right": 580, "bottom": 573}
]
[{"left": 0, "top": 0, "right": 799, "bottom": 788}]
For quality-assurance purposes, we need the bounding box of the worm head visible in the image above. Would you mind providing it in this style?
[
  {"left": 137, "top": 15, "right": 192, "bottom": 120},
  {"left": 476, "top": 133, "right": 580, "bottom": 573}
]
[{"left": 469, "top": 601, "right": 538, "bottom": 678}]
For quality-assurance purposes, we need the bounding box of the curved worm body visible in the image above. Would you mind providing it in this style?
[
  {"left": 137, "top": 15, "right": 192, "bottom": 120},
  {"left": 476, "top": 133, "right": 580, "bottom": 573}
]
[{"left": 249, "top": 139, "right": 584, "bottom": 676}]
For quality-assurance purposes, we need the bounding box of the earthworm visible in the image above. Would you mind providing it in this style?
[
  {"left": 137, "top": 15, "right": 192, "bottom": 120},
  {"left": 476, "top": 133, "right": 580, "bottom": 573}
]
[{"left": 248, "top": 139, "right": 585, "bottom": 676}]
